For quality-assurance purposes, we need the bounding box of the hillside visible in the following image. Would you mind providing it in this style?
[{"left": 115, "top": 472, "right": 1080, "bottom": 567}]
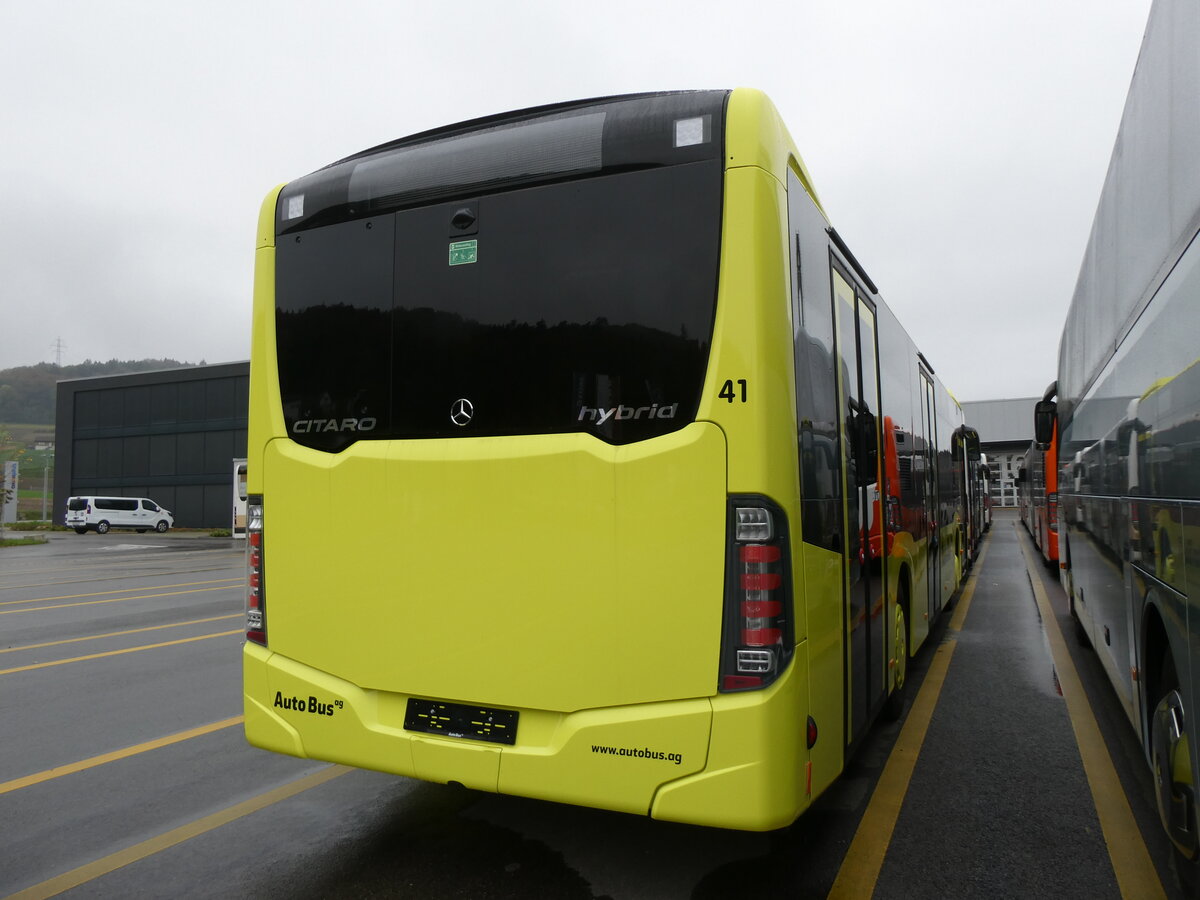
[{"left": 0, "top": 359, "right": 198, "bottom": 425}]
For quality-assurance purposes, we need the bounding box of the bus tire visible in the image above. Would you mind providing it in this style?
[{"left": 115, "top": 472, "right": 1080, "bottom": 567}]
[
  {"left": 1151, "top": 654, "right": 1200, "bottom": 894},
  {"left": 883, "top": 594, "right": 909, "bottom": 722},
  {"left": 96, "top": 521, "right": 110, "bottom": 534}
]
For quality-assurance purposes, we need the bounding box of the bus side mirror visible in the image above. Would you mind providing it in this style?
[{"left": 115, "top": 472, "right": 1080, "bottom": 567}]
[
  {"left": 963, "top": 428, "right": 981, "bottom": 462},
  {"left": 1034, "top": 400, "right": 1056, "bottom": 450},
  {"left": 953, "top": 425, "right": 981, "bottom": 461}
]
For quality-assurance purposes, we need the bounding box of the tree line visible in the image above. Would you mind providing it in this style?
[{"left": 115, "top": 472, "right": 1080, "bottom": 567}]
[{"left": 0, "top": 359, "right": 197, "bottom": 425}]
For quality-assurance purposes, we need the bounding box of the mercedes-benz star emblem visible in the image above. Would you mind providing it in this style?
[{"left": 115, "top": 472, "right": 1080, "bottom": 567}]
[{"left": 450, "top": 398, "right": 474, "bottom": 426}]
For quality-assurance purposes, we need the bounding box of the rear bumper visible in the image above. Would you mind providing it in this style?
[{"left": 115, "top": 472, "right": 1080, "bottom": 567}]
[{"left": 244, "top": 641, "right": 812, "bottom": 829}]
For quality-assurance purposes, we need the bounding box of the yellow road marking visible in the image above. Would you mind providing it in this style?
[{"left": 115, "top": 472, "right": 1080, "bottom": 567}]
[
  {"left": 829, "top": 529, "right": 988, "bottom": 898},
  {"left": 0, "top": 585, "right": 239, "bottom": 616},
  {"left": 828, "top": 639, "right": 958, "bottom": 899},
  {"left": 6, "top": 765, "right": 352, "bottom": 900},
  {"left": 0, "top": 630, "right": 241, "bottom": 675},
  {"left": 0, "top": 614, "right": 241, "bottom": 655},
  {"left": 1016, "top": 525, "right": 1167, "bottom": 900},
  {"left": 948, "top": 538, "right": 988, "bottom": 633},
  {"left": 0, "top": 577, "right": 241, "bottom": 607},
  {"left": 0, "top": 717, "right": 244, "bottom": 796}
]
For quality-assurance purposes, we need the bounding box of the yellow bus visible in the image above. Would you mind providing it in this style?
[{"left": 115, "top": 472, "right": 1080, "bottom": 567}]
[{"left": 244, "top": 89, "right": 976, "bottom": 829}]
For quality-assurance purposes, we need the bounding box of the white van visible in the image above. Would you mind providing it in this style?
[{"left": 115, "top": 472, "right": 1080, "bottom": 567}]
[{"left": 66, "top": 497, "right": 175, "bottom": 534}]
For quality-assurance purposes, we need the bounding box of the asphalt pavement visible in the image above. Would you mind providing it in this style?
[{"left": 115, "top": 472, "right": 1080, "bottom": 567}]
[{"left": 0, "top": 511, "right": 1184, "bottom": 898}]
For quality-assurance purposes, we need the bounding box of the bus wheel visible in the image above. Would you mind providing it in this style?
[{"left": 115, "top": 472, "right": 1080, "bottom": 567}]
[
  {"left": 96, "top": 521, "right": 110, "bottom": 534},
  {"left": 1152, "top": 655, "right": 1200, "bottom": 891},
  {"left": 883, "top": 599, "right": 909, "bottom": 721}
]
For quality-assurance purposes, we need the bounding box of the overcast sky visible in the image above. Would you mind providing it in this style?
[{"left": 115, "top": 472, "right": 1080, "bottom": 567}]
[{"left": 1, "top": 0, "right": 1153, "bottom": 401}]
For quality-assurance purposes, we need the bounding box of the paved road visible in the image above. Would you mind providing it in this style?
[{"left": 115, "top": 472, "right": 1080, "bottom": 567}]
[{"left": 0, "top": 515, "right": 1182, "bottom": 898}]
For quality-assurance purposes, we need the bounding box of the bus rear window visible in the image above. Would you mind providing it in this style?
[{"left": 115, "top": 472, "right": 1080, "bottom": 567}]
[{"left": 275, "top": 93, "right": 725, "bottom": 450}]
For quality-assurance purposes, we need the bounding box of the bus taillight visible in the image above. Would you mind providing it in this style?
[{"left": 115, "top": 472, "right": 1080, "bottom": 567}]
[
  {"left": 740, "top": 544, "right": 783, "bottom": 645},
  {"left": 721, "top": 501, "right": 793, "bottom": 691},
  {"left": 246, "top": 495, "right": 266, "bottom": 646}
]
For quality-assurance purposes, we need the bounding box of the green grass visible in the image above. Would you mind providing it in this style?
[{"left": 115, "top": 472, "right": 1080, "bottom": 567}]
[
  {"left": 0, "top": 423, "right": 52, "bottom": 440},
  {"left": 0, "top": 535, "right": 47, "bottom": 548}
]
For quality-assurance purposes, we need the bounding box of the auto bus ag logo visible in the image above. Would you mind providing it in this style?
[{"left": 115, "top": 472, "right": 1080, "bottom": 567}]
[{"left": 450, "top": 398, "right": 474, "bottom": 426}]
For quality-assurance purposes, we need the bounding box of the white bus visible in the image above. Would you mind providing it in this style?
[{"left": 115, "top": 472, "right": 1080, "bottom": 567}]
[{"left": 1038, "top": 0, "right": 1200, "bottom": 888}]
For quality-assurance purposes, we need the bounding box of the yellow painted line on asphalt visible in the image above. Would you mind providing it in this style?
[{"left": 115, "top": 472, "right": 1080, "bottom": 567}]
[
  {"left": 0, "top": 717, "right": 244, "bottom": 796},
  {"left": 0, "top": 630, "right": 242, "bottom": 675},
  {"left": 948, "top": 537, "right": 988, "bottom": 633},
  {"left": 0, "top": 585, "right": 239, "bottom": 616},
  {"left": 0, "top": 577, "right": 241, "bottom": 607},
  {"left": 6, "top": 765, "right": 352, "bottom": 900},
  {"left": 0, "top": 614, "right": 241, "bottom": 655},
  {"left": 828, "top": 529, "right": 988, "bottom": 899},
  {"left": 1017, "top": 525, "right": 1167, "bottom": 900},
  {"left": 828, "top": 639, "right": 958, "bottom": 899}
]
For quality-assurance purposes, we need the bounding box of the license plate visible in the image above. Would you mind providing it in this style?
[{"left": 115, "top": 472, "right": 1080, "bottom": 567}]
[{"left": 404, "top": 699, "right": 518, "bottom": 745}]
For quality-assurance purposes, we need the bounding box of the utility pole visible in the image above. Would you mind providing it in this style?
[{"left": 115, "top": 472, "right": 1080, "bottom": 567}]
[{"left": 41, "top": 453, "right": 53, "bottom": 521}]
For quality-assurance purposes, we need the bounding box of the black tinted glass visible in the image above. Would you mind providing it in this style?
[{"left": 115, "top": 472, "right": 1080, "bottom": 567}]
[
  {"left": 276, "top": 216, "right": 395, "bottom": 441},
  {"left": 95, "top": 498, "right": 137, "bottom": 511},
  {"left": 391, "top": 163, "right": 720, "bottom": 442},
  {"left": 278, "top": 91, "right": 725, "bottom": 234},
  {"left": 275, "top": 93, "right": 725, "bottom": 451}
]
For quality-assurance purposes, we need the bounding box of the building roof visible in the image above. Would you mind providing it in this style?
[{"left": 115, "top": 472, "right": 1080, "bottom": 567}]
[{"left": 961, "top": 398, "right": 1037, "bottom": 445}]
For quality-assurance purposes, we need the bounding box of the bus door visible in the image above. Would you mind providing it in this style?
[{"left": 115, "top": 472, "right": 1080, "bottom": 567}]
[
  {"left": 833, "top": 269, "right": 886, "bottom": 739},
  {"left": 921, "top": 371, "right": 940, "bottom": 621}
]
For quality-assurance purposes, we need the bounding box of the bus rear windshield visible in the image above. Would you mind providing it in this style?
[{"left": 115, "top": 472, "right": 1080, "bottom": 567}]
[{"left": 274, "top": 93, "right": 725, "bottom": 450}]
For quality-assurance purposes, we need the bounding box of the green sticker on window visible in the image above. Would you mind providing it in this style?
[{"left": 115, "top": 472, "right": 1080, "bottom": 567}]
[{"left": 449, "top": 239, "right": 478, "bottom": 266}]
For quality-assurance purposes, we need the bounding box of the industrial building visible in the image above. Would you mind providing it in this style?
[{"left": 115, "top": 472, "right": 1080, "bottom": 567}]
[
  {"left": 961, "top": 396, "right": 1038, "bottom": 508},
  {"left": 53, "top": 362, "right": 249, "bottom": 529}
]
